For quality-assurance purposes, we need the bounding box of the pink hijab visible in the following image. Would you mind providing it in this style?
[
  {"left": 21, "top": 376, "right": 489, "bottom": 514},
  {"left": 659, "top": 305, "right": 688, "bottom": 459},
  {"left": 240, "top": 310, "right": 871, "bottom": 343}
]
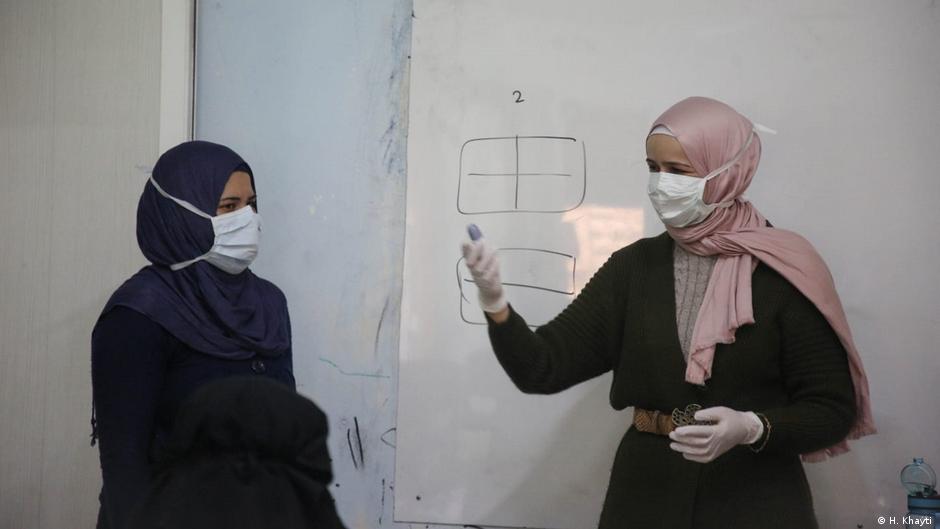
[{"left": 650, "top": 97, "right": 875, "bottom": 461}]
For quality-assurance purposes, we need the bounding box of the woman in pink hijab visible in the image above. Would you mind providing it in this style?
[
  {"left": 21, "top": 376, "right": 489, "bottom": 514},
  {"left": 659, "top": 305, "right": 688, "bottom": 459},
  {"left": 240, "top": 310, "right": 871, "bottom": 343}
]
[{"left": 462, "top": 96, "right": 875, "bottom": 528}]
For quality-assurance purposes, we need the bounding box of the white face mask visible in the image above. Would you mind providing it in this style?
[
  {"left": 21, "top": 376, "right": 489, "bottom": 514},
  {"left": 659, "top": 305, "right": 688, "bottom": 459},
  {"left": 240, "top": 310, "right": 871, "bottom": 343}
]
[
  {"left": 647, "top": 128, "right": 756, "bottom": 228},
  {"left": 647, "top": 171, "right": 725, "bottom": 228},
  {"left": 149, "top": 176, "right": 261, "bottom": 274}
]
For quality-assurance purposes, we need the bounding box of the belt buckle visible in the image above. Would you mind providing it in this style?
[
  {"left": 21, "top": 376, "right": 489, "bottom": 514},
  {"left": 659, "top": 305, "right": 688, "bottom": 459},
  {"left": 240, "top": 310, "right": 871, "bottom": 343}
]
[{"left": 671, "top": 404, "right": 703, "bottom": 428}]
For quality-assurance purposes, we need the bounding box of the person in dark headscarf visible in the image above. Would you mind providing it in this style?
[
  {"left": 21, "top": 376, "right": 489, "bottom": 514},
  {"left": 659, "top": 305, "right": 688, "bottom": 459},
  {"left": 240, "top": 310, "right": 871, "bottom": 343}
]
[
  {"left": 130, "top": 376, "right": 346, "bottom": 529},
  {"left": 91, "top": 141, "right": 297, "bottom": 529}
]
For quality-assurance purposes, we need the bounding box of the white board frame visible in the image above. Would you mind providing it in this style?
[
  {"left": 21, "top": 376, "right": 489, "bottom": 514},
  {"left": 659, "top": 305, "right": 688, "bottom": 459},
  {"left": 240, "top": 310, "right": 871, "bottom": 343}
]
[{"left": 159, "top": 0, "right": 195, "bottom": 153}]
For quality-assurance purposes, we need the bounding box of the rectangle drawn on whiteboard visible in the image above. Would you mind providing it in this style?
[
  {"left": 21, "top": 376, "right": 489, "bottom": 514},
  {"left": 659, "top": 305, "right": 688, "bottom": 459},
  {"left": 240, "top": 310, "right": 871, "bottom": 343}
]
[
  {"left": 458, "top": 248, "right": 576, "bottom": 326},
  {"left": 458, "top": 136, "right": 586, "bottom": 214}
]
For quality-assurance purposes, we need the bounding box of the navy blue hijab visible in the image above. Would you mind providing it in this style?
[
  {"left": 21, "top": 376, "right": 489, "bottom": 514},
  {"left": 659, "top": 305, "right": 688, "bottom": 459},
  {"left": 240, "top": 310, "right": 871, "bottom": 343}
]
[{"left": 100, "top": 141, "right": 290, "bottom": 359}]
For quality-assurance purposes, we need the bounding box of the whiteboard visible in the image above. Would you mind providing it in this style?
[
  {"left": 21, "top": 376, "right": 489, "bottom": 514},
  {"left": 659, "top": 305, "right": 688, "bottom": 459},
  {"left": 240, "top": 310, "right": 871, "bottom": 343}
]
[
  {"left": 397, "top": 1, "right": 940, "bottom": 527},
  {"left": 195, "top": 2, "right": 413, "bottom": 526}
]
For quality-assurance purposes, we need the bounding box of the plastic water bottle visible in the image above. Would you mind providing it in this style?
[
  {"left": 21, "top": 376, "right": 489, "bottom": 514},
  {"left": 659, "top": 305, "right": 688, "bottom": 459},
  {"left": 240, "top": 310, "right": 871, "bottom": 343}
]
[{"left": 901, "top": 458, "right": 938, "bottom": 528}]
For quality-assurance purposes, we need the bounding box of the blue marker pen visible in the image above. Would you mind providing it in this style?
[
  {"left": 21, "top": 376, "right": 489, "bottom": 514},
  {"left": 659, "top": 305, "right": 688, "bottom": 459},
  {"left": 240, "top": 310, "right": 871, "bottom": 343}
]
[{"left": 467, "top": 224, "right": 483, "bottom": 241}]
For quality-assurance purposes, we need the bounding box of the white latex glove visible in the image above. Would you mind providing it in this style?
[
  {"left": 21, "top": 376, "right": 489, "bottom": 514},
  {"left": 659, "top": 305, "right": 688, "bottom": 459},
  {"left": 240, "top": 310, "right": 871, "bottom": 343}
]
[
  {"left": 668, "top": 406, "right": 764, "bottom": 463},
  {"left": 461, "top": 238, "right": 508, "bottom": 313}
]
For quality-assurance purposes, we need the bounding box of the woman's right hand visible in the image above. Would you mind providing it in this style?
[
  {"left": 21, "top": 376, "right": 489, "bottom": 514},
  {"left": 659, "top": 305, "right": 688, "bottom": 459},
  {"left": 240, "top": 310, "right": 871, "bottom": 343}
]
[{"left": 461, "top": 238, "right": 509, "bottom": 322}]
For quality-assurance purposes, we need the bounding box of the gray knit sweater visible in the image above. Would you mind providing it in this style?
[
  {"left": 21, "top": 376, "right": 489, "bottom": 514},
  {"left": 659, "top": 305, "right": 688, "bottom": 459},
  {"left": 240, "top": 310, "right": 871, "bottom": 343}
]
[{"left": 673, "top": 244, "right": 717, "bottom": 361}]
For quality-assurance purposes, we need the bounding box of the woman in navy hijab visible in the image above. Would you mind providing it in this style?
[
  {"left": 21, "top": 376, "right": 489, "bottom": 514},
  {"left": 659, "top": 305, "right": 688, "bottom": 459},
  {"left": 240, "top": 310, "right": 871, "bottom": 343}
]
[{"left": 91, "top": 141, "right": 297, "bottom": 529}]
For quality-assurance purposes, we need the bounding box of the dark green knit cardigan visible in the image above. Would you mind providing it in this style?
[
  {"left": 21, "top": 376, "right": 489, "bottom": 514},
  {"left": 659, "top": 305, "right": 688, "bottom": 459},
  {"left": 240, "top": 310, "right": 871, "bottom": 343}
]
[{"left": 486, "top": 232, "right": 856, "bottom": 529}]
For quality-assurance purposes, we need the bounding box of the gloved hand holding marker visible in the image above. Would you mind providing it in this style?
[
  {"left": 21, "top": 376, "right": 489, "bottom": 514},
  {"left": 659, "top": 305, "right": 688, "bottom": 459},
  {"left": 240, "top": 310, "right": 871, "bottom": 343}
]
[
  {"left": 461, "top": 224, "right": 508, "bottom": 314},
  {"left": 467, "top": 223, "right": 482, "bottom": 242}
]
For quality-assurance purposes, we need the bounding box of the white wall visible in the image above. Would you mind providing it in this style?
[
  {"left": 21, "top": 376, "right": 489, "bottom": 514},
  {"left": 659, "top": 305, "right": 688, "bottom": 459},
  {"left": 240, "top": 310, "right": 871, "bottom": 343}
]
[{"left": 0, "top": 1, "right": 162, "bottom": 527}]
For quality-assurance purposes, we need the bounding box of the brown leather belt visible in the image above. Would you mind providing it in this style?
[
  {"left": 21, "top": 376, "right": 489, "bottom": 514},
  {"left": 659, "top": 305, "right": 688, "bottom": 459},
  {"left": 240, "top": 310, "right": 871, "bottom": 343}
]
[{"left": 633, "top": 404, "right": 715, "bottom": 436}]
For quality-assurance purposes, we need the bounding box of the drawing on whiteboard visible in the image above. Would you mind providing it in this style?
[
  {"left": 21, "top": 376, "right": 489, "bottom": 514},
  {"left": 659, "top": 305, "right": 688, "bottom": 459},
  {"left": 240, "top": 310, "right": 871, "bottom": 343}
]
[
  {"left": 318, "top": 357, "right": 391, "bottom": 379},
  {"left": 457, "top": 135, "right": 587, "bottom": 214},
  {"left": 346, "top": 416, "right": 365, "bottom": 470},
  {"left": 380, "top": 427, "right": 396, "bottom": 448},
  {"left": 457, "top": 247, "right": 577, "bottom": 326}
]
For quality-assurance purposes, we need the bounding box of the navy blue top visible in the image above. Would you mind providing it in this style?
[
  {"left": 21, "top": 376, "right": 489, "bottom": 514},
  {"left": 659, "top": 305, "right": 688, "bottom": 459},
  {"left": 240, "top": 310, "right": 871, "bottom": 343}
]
[{"left": 91, "top": 306, "right": 295, "bottom": 529}]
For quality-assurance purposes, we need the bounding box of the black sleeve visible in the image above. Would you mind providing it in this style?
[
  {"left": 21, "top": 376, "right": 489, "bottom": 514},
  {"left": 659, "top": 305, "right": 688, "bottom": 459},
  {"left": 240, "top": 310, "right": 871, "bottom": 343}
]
[
  {"left": 760, "top": 288, "right": 857, "bottom": 455},
  {"left": 485, "top": 250, "right": 628, "bottom": 394},
  {"left": 91, "top": 306, "right": 170, "bottom": 529}
]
